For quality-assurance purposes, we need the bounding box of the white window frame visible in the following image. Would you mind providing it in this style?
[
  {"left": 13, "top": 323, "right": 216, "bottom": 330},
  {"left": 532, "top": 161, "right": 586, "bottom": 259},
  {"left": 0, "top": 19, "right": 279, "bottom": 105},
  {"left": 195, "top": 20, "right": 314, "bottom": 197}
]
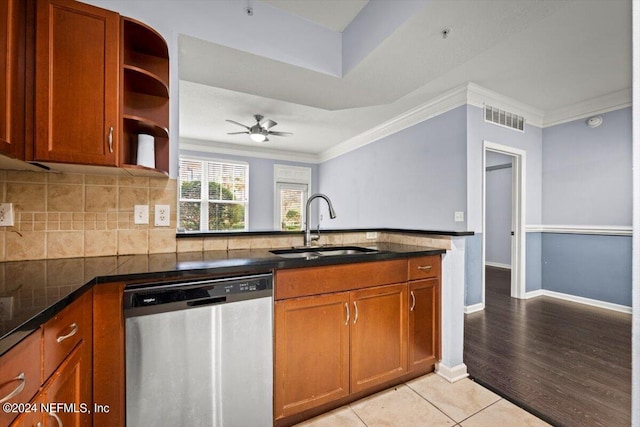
[
  {"left": 275, "top": 182, "right": 308, "bottom": 231},
  {"left": 273, "top": 164, "right": 312, "bottom": 230},
  {"left": 179, "top": 157, "right": 249, "bottom": 232}
]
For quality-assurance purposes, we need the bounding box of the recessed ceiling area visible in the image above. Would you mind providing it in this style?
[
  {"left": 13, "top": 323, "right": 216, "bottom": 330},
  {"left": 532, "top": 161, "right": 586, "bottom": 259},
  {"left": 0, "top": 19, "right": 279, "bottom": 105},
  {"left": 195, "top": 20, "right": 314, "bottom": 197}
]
[
  {"left": 178, "top": 0, "right": 631, "bottom": 158},
  {"left": 258, "top": 0, "right": 368, "bottom": 32}
]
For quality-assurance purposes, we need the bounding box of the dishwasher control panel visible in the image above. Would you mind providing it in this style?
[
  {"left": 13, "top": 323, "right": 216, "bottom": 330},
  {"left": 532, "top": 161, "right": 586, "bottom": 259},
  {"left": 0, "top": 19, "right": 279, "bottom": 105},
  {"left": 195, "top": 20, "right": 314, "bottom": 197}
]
[{"left": 123, "top": 273, "right": 273, "bottom": 316}]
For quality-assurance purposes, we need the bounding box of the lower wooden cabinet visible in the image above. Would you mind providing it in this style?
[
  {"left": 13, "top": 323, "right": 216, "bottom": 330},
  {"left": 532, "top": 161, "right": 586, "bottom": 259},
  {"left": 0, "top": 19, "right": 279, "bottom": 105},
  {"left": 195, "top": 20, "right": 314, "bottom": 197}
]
[
  {"left": 2, "top": 290, "right": 92, "bottom": 427},
  {"left": 274, "top": 292, "right": 350, "bottom": 419},
  {"left": 408, "top": 278, "right": 441, "bottom": 372},
  {"left": 350, "top": 284, "right": 407, "bottom": 393},
  {"left": 274, "top": 256, "right": 441, "bottom": 424}
]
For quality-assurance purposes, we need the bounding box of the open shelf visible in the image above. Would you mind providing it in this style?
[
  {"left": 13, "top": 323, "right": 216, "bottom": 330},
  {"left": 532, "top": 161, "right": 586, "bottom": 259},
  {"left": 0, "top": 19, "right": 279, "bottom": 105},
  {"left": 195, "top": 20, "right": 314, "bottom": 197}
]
[{"left": 121, "top": 17, "right": 170, "bottom": 177}]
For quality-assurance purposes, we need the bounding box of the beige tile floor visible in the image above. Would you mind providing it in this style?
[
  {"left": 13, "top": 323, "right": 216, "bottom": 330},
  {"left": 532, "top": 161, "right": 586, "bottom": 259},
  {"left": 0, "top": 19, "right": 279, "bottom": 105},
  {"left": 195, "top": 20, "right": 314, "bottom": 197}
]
[{"left": 295, "top": 374, "right": 551, "bottom": 427}]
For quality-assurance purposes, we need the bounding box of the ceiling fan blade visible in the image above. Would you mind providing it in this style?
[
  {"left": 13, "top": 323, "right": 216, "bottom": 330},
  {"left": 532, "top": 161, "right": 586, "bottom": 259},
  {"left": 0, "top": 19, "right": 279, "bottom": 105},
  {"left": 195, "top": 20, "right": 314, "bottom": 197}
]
[
  {"left": 225, "top": 119, "right": 250, "bottom": 130},
  {"left": 227, "top": 131, "right": 249, "bottom": 135},
  {"left": 268, "top": 131, "right": 293, "bottom": 137},
  {"left": 260, "top": 118, "right": 277, "bottom": 130}
]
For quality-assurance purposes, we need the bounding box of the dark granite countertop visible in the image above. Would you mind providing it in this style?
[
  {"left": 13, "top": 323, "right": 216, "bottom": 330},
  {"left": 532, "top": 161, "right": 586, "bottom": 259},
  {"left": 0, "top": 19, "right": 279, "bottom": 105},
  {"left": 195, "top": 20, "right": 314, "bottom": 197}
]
[
  {"left": 176, "top": 227, "right": 474, "bottom": 238},
  {"left": 0, "top": 243, "right": 445, "bottom": 356}
]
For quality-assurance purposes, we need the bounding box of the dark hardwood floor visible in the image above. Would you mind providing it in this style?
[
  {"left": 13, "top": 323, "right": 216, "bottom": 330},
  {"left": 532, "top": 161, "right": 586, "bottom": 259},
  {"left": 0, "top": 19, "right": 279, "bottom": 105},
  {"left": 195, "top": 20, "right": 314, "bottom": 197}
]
[{"left": 464, "top": 266, "right": 632, "bottom": 427}]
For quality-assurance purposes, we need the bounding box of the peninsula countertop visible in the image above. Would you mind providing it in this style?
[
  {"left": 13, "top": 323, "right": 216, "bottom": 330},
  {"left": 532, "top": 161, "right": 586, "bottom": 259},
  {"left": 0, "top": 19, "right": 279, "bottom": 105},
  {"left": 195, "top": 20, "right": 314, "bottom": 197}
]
[{"left": 0, "top": 243, "right": 446, "bottom": 356}]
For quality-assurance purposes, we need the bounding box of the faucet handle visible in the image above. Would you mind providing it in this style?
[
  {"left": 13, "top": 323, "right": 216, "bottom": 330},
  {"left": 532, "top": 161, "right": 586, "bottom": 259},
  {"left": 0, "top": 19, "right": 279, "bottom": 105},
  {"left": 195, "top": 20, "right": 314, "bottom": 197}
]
[{"left": 311, "top": 224, "right": 321, "bottom": 243}]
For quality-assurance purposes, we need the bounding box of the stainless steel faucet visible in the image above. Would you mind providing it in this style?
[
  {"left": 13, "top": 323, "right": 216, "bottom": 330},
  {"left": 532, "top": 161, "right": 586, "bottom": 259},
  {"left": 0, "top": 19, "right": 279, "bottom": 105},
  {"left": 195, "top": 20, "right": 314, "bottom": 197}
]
[{"left": 304, "top": 193, "right": 336, "bottom": 247}]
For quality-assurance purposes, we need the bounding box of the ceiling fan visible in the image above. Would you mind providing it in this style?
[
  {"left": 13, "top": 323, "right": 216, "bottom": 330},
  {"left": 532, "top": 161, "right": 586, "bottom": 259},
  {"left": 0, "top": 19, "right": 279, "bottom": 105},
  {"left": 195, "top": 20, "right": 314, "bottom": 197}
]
[{"left": 226, "top": 114, "right": 293, "bottom": 142}]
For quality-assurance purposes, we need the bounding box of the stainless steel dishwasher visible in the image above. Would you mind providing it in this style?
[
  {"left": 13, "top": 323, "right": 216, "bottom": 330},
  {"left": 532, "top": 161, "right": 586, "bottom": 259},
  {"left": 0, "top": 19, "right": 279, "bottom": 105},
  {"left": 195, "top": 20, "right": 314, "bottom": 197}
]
[{"left": 123, "top": 272, "right": 273, "bottom": 427}]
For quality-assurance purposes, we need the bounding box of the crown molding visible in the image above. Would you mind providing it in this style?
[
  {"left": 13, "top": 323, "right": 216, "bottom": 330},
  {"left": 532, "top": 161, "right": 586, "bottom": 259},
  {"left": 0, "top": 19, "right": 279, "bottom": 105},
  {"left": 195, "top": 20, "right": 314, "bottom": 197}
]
[
  {"left": 318, "top": 83, "right": 469, "bottom": 162},
  {"left": 180, "top": 137, "right": 320, "bottom": 164},
  {"left": 542, "top": 88, "right": 632, "bottom": 127}
]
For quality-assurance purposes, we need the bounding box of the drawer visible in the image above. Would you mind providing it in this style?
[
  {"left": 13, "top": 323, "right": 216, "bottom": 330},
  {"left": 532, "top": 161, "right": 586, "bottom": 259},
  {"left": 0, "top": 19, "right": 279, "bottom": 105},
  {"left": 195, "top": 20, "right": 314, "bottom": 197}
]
[
  {"left": 43, "top": 290, "right": 92, "bottom": 381},
  {"left": 408, "top": 255, "right": 441, "bottom": 281},
  {"left": 276, "top": 259, "right": 407, "bottom": 300},
  {"left": 0, "top": 331, "right": 42, "bottom": 427}
]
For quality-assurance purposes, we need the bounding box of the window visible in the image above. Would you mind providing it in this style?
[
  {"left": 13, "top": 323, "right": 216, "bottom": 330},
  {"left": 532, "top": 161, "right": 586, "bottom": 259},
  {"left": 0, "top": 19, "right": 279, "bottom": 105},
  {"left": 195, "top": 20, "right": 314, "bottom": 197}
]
[
  {"left": 276, "top": 183, "right": 307, "bottom": 231},
  {"left": 273, "top": 165, "right": 312, "bottom": 231},
  {"left": 179, "top": 158, "right": 248, "bottom": 231}
]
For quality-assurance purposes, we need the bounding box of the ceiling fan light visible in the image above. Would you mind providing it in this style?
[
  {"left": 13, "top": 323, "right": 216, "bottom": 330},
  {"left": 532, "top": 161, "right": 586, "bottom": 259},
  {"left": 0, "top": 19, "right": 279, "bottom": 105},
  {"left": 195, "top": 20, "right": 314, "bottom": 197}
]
[{"left": 250, "top": 132, "right": 266, "bottom": 142}]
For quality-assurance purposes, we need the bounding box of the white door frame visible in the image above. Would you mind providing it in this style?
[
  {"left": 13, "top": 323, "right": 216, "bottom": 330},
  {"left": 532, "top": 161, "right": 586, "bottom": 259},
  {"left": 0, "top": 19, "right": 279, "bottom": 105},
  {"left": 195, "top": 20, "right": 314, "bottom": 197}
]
[{"left": 482, "top": 141, "right": 527, "bottom": 301}]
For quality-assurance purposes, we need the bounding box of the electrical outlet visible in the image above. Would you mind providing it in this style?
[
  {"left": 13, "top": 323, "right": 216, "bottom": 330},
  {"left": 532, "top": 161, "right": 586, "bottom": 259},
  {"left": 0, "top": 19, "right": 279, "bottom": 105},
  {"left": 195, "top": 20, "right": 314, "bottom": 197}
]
[
  {"left": 366, "top": 231, "right": 378, "bottom": 240},
  {"left": 454, "top": 211, "right": 465, "bottom": 222},
  {"left": 134, "top": 205, "right": 149, "bottom": 225},
  {"left": 0, "top": 203, "right": 14, "bottom": 227},
  {"left": 154, "top": 205, "right": 170, "bottom": 227}
]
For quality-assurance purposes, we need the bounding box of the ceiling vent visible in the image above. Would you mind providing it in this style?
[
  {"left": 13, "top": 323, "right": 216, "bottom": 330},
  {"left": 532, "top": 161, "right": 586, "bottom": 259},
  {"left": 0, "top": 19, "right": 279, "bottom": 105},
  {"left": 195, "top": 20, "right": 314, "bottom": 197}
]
[{"left": 484, "top": 105, "right": 525, "bottom": 132}]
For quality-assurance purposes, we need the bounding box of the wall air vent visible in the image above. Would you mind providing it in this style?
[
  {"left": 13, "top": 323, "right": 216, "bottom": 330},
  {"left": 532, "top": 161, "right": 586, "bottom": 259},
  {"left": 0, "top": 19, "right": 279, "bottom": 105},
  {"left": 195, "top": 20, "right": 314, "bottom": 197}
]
[{"left": 484, "top": 105, "right": 525, "bottom": 132}]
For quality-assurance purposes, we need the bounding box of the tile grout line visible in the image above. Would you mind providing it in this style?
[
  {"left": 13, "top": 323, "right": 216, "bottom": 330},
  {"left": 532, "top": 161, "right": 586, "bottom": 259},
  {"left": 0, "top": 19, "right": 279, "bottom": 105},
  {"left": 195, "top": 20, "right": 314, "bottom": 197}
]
[
  {"left": 403, "top": 379, "right": 460, "bottom": 425},
  {"left": 456, "top": 398, "right": 504, "bottom": 425}
]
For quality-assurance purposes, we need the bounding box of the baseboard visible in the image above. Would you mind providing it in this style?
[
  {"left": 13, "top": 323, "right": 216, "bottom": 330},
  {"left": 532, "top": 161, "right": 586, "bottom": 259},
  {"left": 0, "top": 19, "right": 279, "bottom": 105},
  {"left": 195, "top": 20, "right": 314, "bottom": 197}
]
[
  {"left": 485, "top": 262, "right": 511, "bottom": 269},
  {"left": 435, "top": 362, "right": 469, "bottom": 383},
  {"left": 523, "top": 289, "right": 545, "bottom": 299},
  {"left": 464, "top": 302, "right": 485, "bottom": 314},
  {"left": 525, "top": 289, "right": 632, "bottom": 314}
]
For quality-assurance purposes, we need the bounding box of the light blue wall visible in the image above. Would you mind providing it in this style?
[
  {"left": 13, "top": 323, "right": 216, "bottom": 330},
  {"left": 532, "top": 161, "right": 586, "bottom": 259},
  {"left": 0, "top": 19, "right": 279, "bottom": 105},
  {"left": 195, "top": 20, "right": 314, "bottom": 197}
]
[
  {"left": 539, "top": 107, "right": 632, "bottom": 307},
  {"left": 542, "top": 234, "right": 632, "bottom": 306},
  {"left": 526, "top": 232, "right": 542, "bottom": 292},
  {"left": 318, "top": 106, "right": 468, "bottom": 230},
  {"left": 466, "top": 105, "right": 543, "bottom": 231},
  {"left": 464, "top": 234, "right": 483, "bottom": 305},
  {"left": 180, "top": 149, "right": 318, "bottom": 230},
  {"left": 485, "top": 152, "right": 512, "bottom": 266},
  {"left": 465, "top": 105, "right": 543, "bottom": 306},
  {"left": 542, "top": 108, "right": 632, "bottom": 226}
]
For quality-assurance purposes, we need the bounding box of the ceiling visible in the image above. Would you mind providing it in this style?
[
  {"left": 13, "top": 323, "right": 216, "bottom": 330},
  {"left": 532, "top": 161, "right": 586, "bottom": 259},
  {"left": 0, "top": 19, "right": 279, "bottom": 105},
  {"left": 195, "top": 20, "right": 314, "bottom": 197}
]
[{"left": 178, "top": 0, "right": 631, "bottom": 159}]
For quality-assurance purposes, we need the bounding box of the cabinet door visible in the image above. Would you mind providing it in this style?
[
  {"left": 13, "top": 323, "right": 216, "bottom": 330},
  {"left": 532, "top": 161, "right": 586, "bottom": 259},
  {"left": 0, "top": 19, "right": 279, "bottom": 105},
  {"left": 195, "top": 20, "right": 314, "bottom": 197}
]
[
  {"left": 350, "top": 283, "right": 407, "bottom": 393},
  {"left": 0, "top": 0, "right": 27, "bottom": 159},
  {"left": 35, "top": 0, "right": 119, "bottom": 166},
  {"left": 10, "top": 406, "right": 43, "bottom": 427},
  {"left": 40, "top": 343, "right": 92, "bottom": 427},
  {"left": 408, "top": 278, "right": 441, "bottom": 373},
  {"left": 274, "top": 293, "right": 350, "bottom": 420}
]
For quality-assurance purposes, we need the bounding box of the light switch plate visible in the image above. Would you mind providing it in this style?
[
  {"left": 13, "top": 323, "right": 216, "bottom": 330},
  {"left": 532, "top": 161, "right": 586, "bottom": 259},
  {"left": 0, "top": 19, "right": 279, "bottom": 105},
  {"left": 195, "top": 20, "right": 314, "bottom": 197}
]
[
  {"left": 134, "top": 205, "right": 149, "bottom": 224},
  {"left": 0, "top": 203, "right": 14, "bottom": 227},
  {"left": 366, "top": 232, "right": 378, "bottom": 240},
  {"left": 154, "top": 205, "right": 170, "bottom": 227},
  {"left": 454, "top": 211, "right": 465, "bottom": 222}
]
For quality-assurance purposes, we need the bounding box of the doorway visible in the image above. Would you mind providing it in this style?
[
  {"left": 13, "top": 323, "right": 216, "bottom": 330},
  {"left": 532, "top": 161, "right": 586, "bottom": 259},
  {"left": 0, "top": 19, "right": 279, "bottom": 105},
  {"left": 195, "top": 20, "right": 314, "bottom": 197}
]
[{"left": 482, "top": 141, "right": 526, "bottom": 303}]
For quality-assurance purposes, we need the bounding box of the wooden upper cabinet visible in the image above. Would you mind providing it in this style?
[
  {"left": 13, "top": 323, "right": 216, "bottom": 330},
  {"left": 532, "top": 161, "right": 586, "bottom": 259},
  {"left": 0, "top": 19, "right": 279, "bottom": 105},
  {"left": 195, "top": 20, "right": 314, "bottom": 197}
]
[
  {"left": 0, "top": 0, "right": 28, "bottom": 159},
  {"left": 35, "top": 0, "right": 119, "bottom": 166}
]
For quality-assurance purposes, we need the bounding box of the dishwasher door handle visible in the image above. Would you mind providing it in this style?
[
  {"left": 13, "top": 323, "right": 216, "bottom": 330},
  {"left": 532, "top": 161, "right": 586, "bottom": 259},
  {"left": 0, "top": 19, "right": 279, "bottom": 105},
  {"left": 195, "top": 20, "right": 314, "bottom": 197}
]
[{"left": 187, "top": 296, "right": 227, "bottom": 307}]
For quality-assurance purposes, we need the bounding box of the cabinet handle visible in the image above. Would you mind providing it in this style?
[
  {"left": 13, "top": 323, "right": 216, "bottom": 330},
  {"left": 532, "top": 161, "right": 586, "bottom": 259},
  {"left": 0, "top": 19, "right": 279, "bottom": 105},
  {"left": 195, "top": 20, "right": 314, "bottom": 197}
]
[
  {"left": 108, "top": 126, "right": 114, "bottom": 153},
  {"left": 417, "top": 265, "right": 432, "bottom": 271},
  {"left": 0, "top": 372, "right": 25, "bottom": 404},
  {"left": 353, "top": 301, "right": 358, "bottom": 324},
  {"left": 56, "top": 323, "right": 78, "bottom": 343},
  {"left": 344, "top": 302, "right": 350, "bottom": 326},
  {"left": 48, "top": 411, "right": 63, "bottom": 427},
  {"left": 410, "top": 291, "right": 416, "bottom": 311}
]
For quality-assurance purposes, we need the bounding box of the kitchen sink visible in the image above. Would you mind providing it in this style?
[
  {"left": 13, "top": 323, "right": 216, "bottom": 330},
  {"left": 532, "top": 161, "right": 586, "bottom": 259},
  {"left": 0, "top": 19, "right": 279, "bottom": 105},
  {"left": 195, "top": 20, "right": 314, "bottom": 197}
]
[{"left": 270, "top": 246, "right": 379, "bottom": 258}]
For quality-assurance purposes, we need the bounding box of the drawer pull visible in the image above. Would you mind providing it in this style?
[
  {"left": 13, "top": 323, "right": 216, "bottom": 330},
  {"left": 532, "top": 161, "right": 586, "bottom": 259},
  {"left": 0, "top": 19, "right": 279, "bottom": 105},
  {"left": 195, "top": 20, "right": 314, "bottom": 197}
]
[
  {"left": 49, "top": 411, "right": 63, "bottom": 427},
  {"left": 108, "top": 126, "right": 114, "bottom": 153},
  {"left": 344, "top": 302, "right": 350, "bottom": 326},
  {"left": 0, "top": 372, "right": 25, "bottom": 404},
  {"left": 56, "top": 323, "right": 79, "bottom": 343},
  {"left": 353, "top": 301, "right": 359, "bottom": 324},
  {"left": 410, "top": 291, "right": 416, "bottom": 311},
  {"left": 417, "top": 265, "right": 432, "bottom": 271}
]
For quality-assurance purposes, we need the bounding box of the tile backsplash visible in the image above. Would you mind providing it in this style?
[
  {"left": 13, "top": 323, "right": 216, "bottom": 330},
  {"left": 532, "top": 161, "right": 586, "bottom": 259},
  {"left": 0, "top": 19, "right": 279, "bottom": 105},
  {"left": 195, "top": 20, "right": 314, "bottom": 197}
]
[
  {"left": 0, "top": 170, "right": 452, "bottom": 261},
  {"left": 0, "top": 170, "right": 177, "bottom": 261}
]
